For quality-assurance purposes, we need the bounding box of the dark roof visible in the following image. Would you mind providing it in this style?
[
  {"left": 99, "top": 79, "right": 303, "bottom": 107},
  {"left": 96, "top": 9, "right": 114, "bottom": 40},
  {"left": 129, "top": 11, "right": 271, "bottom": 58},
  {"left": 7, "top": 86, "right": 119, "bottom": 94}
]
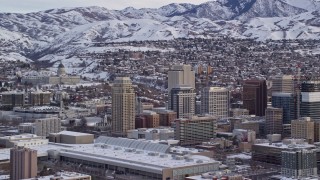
[{"left": 58, "top": 62, "right": 65, "bottom": 68}]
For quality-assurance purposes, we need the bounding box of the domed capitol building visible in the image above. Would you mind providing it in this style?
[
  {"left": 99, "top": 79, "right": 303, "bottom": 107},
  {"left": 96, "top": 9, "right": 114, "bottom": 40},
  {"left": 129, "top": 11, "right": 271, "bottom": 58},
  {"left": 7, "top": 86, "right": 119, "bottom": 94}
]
[{"left": 21, "top": 62, "right": 81, "bottom": 85}]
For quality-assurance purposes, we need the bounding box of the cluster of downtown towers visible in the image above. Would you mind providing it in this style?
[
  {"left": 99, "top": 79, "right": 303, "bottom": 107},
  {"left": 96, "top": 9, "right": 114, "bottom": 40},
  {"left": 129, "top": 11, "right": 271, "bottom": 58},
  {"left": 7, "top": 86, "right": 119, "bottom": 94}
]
[{"left": 110, "top": 64, "right": 320, "bottom": 136}]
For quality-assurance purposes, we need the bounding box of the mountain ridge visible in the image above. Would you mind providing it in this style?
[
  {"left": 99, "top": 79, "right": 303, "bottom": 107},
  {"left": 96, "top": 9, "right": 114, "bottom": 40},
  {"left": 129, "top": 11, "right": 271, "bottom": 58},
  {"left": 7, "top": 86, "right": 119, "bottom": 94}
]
[{"left": 0, "top": 0, "right": 319, "bottom": 64}]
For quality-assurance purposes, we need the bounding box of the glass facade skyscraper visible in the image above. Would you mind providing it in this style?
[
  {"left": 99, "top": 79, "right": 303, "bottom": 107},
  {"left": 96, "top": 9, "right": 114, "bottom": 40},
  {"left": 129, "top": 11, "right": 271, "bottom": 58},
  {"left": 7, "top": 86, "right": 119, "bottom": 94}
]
[{"left": 272, "top": 92, "right": 297, "bottom": 124}]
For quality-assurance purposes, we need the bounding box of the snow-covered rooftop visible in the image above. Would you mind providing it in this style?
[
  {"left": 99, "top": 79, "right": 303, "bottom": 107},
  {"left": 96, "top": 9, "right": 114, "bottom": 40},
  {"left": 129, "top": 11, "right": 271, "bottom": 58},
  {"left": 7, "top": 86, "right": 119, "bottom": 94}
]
[
  {"left": 59, "top": 143, "right": 218, "bottom": 173},
  {"left": 14, "top": 106, "right": 60, "bottom": 112},
  {"left": 255, "top": 142, "right": 315, "bottom": 149},
  {"left": 0, "top": 134, "right": 42, "bottom": 140},
  {"left": 54, "top": 131, "right": 93, "bottom": 137},
  {"left": 0, "top": 143, "right": 73, "bottom": 161},
  {"left": 227, "top": 153, "right": 251, "bottom": 160},
  {"left": 22, "top": 171, "right": 90, "bottom": 180}
]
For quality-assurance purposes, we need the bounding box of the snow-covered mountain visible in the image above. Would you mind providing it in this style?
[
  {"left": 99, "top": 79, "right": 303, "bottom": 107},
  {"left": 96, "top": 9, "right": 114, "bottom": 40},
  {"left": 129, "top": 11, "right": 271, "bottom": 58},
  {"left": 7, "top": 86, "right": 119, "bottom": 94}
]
[{"left": 0, "top": 0, "right": 319, "bottom": 64}]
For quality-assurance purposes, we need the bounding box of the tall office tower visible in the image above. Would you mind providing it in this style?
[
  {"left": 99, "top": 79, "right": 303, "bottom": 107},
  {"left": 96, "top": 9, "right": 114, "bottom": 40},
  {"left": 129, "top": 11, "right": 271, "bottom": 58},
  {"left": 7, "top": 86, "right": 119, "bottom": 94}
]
[
  {"left": 168, "top": 86, "right": 196, "bottom": 119},
  {"left": 35, "top": 117, "right": 61, "bottom": 137},
  {"left": 201, "top": 87, "right": 230, "bottom": 119},
  {"left": 300, "top": 81, "right": 320, "bottom": 121},
  {"left": 243, "top": 79, "right": 267, "bottom": 116},
  {"left": 271, "top": 75, "right": 294, "bottom": 93},
  {"left": 281, "top": 149, "right": 317, "bottom": 179},
  {"left": 265, "top": 107, "right": 283, "bottom": 135},
  {"left": 291, "top": 117, "right": 314, "bottom": 144},
  {"left": 112, "top": 77, "right": 135, "bottom": 136},
  {"left": 10, "top": 147, "right": 37, "bottom": 180},
  {"left": 167, "top": 64, "right": 195, "bottom": 93},
  {"left": 174, "top": 115, "right": 217, "bottom": 146},
  {"left": 272, "top": 92, "right": 297, "bottom": 124}
]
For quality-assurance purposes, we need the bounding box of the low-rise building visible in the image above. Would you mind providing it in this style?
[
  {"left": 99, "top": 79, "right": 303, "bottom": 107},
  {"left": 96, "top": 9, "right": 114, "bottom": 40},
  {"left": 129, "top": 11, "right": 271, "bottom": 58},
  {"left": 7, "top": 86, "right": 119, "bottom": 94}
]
[
  {"left": 49, "top": 131, "right": 94, "bottom": 144},
  {"left": 60, "top": 136, "right": 220, "bottom": 180},
  {"left": 156, "top": 109, "right": 177, "bottom": 127},
  {"left": 13, "top": 106, "right": 60, "bottom": 121},
  {"left": 0, "top": 134, "right": 48, "bottom": 148},
  {"left": 18, "top": 123, "right": 35, "bottom": 134},
  {"left": 174, "top": 115, "right": 217, "bottom": 146},
  {"left": 22, "top": 171, "right": 91, "bottom": 180},
  {"left": 127, "top": 127, "right": 174, "bottom": 140},
  {"left": 234, "top": 120, "right": 261, "bottom": 136},
  {"left": 142, "top": 110, "right": 160, "bottom": 128},
  {"left": 252, "top": 139, "right": 315, "bottom": 165},
  {"left": 230, "top": 108, "right": 249, "bottom": 117}
]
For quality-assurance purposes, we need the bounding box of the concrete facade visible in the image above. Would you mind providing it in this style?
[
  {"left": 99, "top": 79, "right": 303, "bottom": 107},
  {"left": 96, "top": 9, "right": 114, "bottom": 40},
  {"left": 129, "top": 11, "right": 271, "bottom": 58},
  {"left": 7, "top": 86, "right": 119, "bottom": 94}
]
[
  {"left": 111, "top": 77, "right": 136, "bottom": 136},
  {"left": 291, "top": 117, "right": 315, "bottom": 144},
  {"left": 271, "top": 75, "right": 294, "bottom": 94},
  {"left": 155, "top": 109, "right": 176, "bottom": 127},
  {"left": 265, "top": 107, "right": 283, "bottom": 135},
  {"left": 174, "top": 115, "right": 217, "bottom": 146},
  {"left": 168, "top": 86, "right": 196, "bottom": 119},
  {"left": 167, "top": 64, "right": 195, "bottom": 92},
  {"left": 10, "top": 147, "right": 37, "bottom": 180},
  {"left": 281, "top": 149, "right": 317, "bottom": 178},
  {"left": 35, "top": 117, "right": 61, "bottom": 137},
  {"left": 0, "top": 134, "right": 48, "bottom": 148},
  {"left": 49, "top": 131, "right": 94, "bottom": 144},
  {"left": 201, "top": 87, "right": 230, "bottom": 119},
  {"left": 142, "top": 111, "right": 160, "bottom": 128}
]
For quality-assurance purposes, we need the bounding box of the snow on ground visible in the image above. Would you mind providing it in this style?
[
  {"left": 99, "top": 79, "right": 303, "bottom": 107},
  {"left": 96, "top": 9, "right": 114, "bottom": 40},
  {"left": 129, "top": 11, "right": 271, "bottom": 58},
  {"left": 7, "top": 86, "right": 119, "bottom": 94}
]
[
  {"left": 0, "top": 52, "right": 33, "bottom": 63},
  {"left": 283, "top": 0, "right": 320, "bottom": 11},
  {"left": 227, "top": 153, "right": 251, "bottom": 160},
  {"left": 60, "top": 82, "right": 102, "bottom": 89},
  {"left": 85, "top": 46, "right": 175, "bottom": 53},
  {"left": 80, "top": 71, "right": 110, "bottom": 81}
]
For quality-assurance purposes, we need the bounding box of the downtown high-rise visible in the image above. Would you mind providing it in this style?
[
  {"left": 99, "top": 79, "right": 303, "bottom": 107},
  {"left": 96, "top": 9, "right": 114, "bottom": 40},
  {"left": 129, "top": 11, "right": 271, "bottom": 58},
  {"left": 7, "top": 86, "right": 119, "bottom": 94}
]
[
  {"left": 168, "top": 86, "right": 196, "bottom": 119},
  {"left": 243, "top": 79, "right": 267, "bottom": 116},
  {"left": 167, "top": 64, "right": 196, "bottom": 119},
  {"left": 112, "top": 77, "right": 136, "bottom": 136},
  {"left": 201, "top": 87, "right": 229, "bottom": 119}
]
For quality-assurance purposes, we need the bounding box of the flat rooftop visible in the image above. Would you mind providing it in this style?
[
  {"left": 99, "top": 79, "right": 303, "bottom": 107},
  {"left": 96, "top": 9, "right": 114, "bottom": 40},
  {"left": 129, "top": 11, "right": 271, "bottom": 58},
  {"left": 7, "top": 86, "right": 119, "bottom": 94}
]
[
  {"left": 22, "top": 171, "right": 90, "bottom": 180},
  {"left": 0, "top": 134, "right": 43, "bottom": 140},
  {"left": 0, "top": 143, "right": 74, "bottom": 162},
  {"left": 59, "top": 144, "right": 218, "bottom": 174},
  {"left": 254, "top": 143, "right": 315, "bottom": 149},
  {"left": 14, "top": 106, "right": 60, "bottom": 112},
  {"left": 53, "top": 131, "right": 93, "bottom": 137}
]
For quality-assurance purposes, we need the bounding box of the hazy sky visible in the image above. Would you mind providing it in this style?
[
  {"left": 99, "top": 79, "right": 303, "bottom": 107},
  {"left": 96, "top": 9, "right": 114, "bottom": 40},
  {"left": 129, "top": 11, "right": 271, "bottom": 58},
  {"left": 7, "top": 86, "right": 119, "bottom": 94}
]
[{"left": 0, "top": 0, "right": 209, "bottom": 13}]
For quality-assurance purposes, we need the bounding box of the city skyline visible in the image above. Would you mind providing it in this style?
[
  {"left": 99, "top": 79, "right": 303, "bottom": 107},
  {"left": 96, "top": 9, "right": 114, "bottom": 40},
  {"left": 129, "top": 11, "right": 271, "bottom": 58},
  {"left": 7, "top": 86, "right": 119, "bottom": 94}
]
[{"left": 0, "top": 0, "right": 320, "bottom": 179}]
